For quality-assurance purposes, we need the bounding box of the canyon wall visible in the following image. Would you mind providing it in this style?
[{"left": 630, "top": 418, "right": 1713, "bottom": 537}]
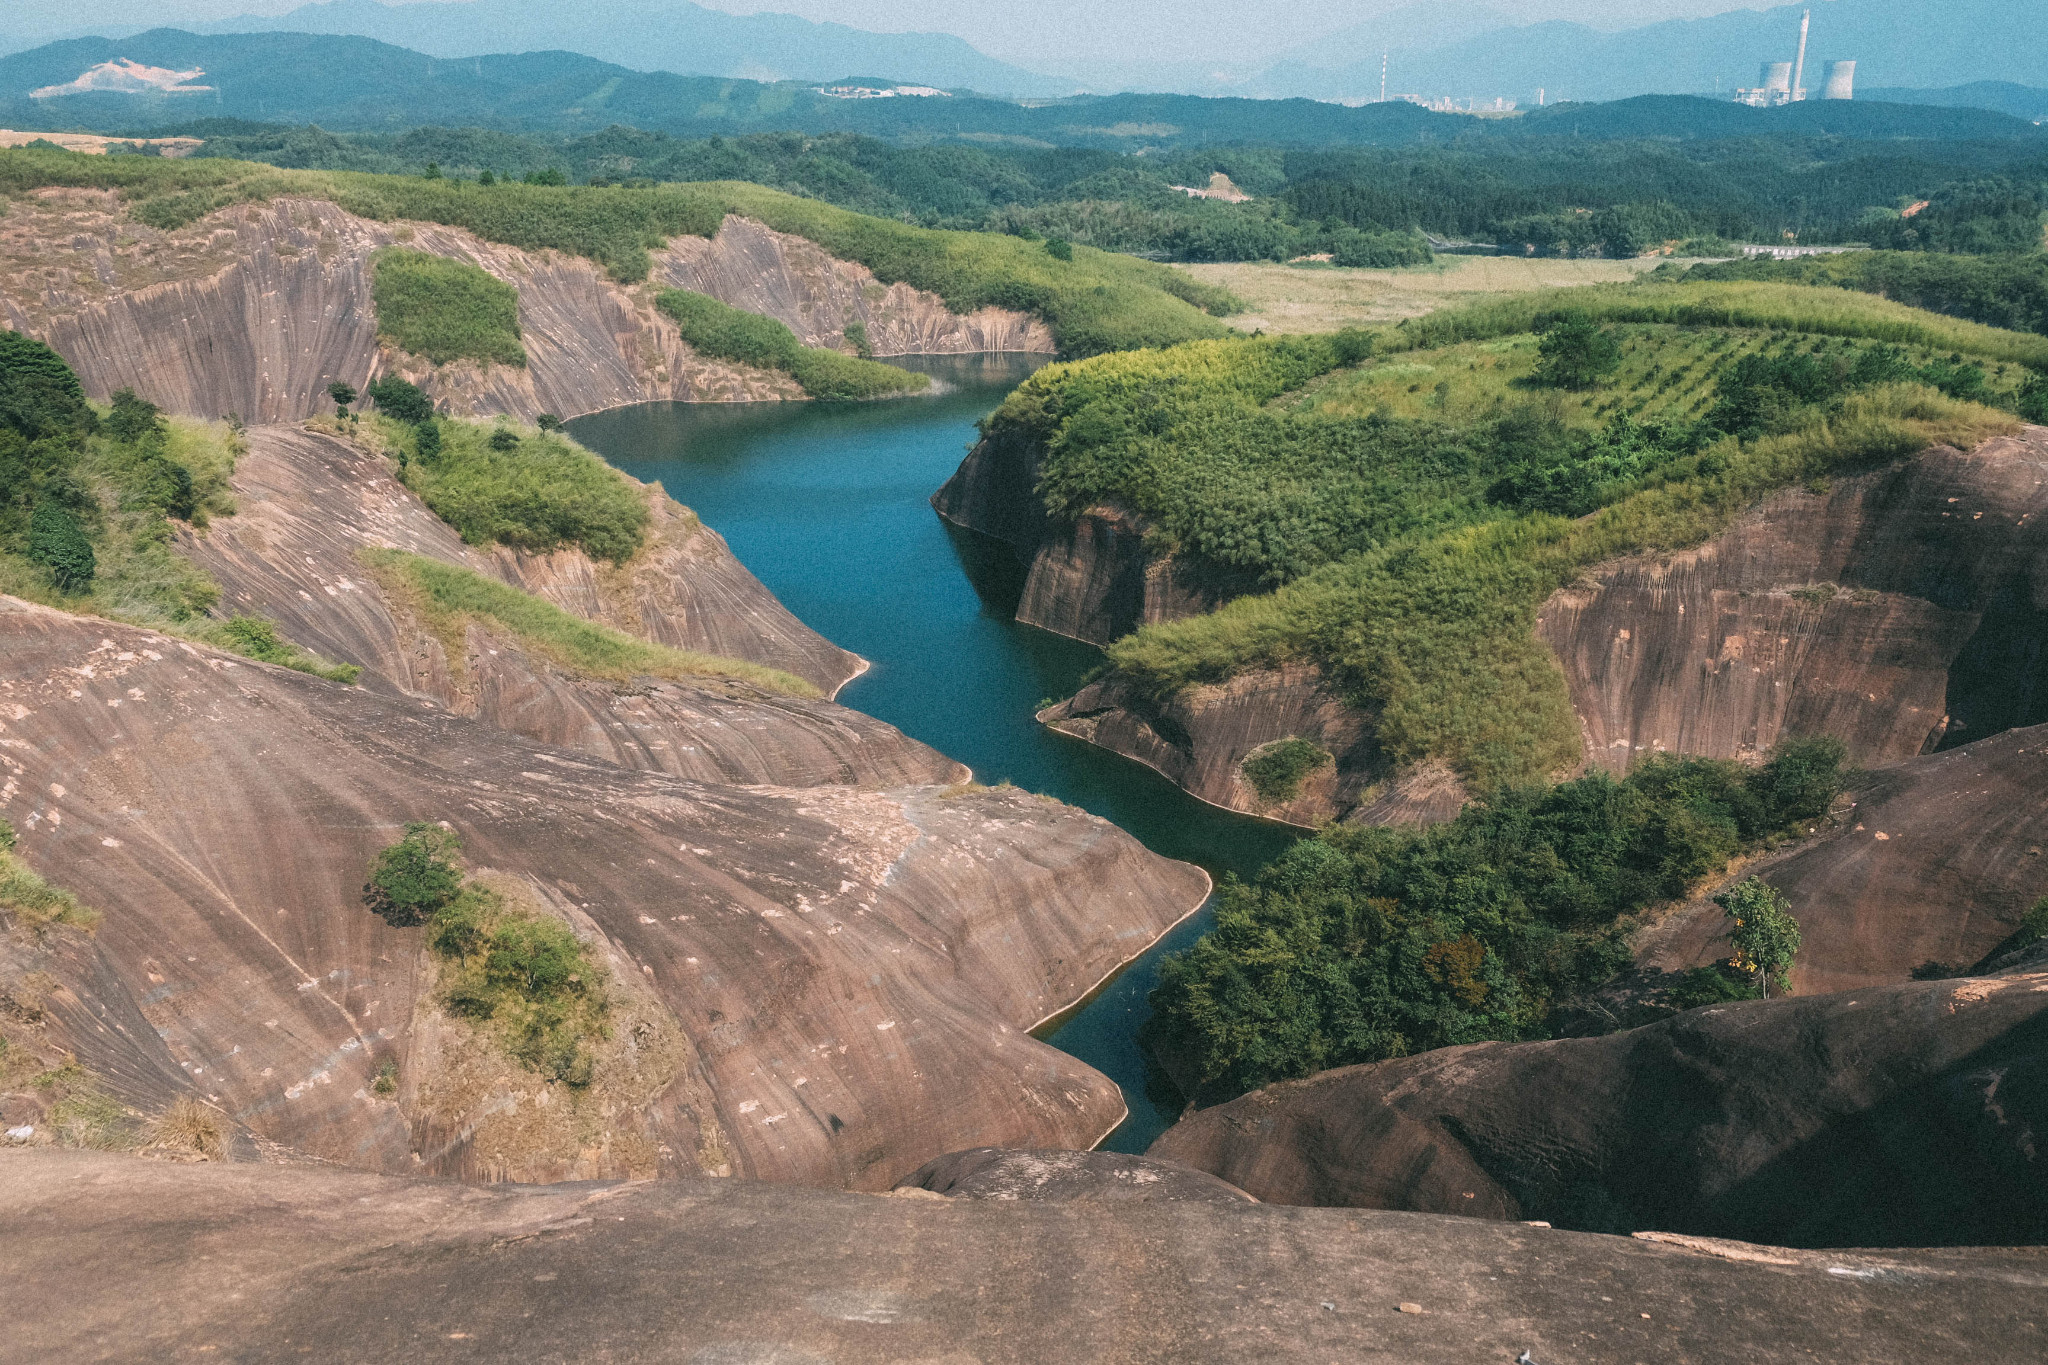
[
  {"left": 1019, "top": 429, "right": 2048, "bottom": 827},
  {"left": 0, "top": 600, "right": 1210, "bottom": 1190},
  {"left": 0, "top": 189, "right": 1050, "bottom": 425}
]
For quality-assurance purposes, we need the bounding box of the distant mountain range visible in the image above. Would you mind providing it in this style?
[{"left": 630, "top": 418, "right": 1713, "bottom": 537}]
[{"left": 3, "top": 30, "right": 2040, "bottom": 151}]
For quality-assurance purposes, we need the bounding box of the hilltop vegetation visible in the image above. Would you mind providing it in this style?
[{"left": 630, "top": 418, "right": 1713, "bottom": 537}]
[
  {"left": 0, "top": 147, "right": 1232, "bottom": 356},
  {"left": 1668, "top": 250, "right": 2048, "bottom": 343},
  {"left": 1000, "top": 282, "right": 2029, "bottom": 792}
]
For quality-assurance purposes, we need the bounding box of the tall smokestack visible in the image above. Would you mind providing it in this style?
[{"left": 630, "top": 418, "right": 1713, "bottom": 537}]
[
  {"left": 1791, "top": 9, "right": 1811, "bottom": 100},
  {"left": 1822, "top": 59, "right": 1855, "bottom": 99},
  {"left": 1380, "top": 50, "right": 1387, "bottom": 104}
]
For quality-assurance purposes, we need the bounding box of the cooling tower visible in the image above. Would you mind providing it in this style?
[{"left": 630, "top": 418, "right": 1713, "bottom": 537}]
[
  {"left": 1822, "top": 60, "right": 1855, "bottom": 99},
  {"left": 1761, "top": 61, "right": 1793, "bottom": 94}
]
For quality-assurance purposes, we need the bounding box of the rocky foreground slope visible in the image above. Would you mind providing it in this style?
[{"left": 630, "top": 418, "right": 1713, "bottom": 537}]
[
  {"left": 0, "top": 600, "right": 1208, "bottom": 1188},
  {"left": 0, "top": 190, "right": 1052, "bottom": 424},
  {"left": 1149, "top": 965, "right": 2048, "bottom": 1249},
  {"left": 959, "top": 426, "right": 2048, "bottom": 826},
  {"left": 5, "top": 1149, "right": 2042, "bottom": 1364}
]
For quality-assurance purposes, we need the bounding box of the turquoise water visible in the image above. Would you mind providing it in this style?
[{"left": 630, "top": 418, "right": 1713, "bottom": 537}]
[{"left": 569, "top": 354, "right": 1295, "bottom": 1152}]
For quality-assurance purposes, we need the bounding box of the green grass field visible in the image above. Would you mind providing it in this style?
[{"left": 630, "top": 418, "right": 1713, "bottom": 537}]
[{"left": 371, "top": 248, "right": 526, "bottom": 366}]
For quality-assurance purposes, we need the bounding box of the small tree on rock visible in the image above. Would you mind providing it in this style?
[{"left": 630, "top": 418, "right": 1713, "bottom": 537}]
[
  {"left": 328, "top": 381, "right": 357, "bottom": 419},
  {"left": 363, "top": 823, "right": 464, "bottom": 927},
  {"left": 1717, "top": 876, "right": 1802, "bottom": 998}
]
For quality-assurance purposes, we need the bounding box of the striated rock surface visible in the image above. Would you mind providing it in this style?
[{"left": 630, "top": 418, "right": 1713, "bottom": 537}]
[
  {"left": 1636, "top": 722, "right": 2048, "bottom": 995},
  {"left": 657, "top": 214, "right": 1054, "bottom": 357},
  {"left": 0, "top": 191, "right": 1045, "bottom": 425},
  {"left": 894, "top": 1147, "right": 1256, "bottom": 1203},
  {"left": 6, "top": 1149, "right": 2044, "bottom": 1365},
  {"left": 1041, "top": 666, "right": 1466, "bottom": 829},
  {"left": 1150, "top": 968, "right": 2048, "bottom": 1249},
  {"left": 0, "top": 600, "right": 1210, "bottom": 1188},
  {"left": 173, "top": 425, "right": 956, "bottom": 790},
  {"left": 1539, "top": 428, "right": 2048, "bottom": 773}
]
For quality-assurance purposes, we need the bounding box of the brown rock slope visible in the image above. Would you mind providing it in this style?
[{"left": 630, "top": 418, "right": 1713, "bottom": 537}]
[
  {"left": 6, "top": 1149, "right": 2044, "bottom": 1365},
  {"left": 176, "top": 424, "right": 961, "bottom": 789},
  {"left": 1539, "top": 427, "right": 2048, "bottom": 773},
  {"left": 0, "top": 190, "right": 1049, "bottom": 424},
  {"left": 0, "top": 599, "right": 1209, "bottom": 1188},
  {"left": 1637, "top": 722, "right": 2048, "bottom": 995},
  {"left": 1149, "top": 968, "right": 2048, "bottom": 1249}
]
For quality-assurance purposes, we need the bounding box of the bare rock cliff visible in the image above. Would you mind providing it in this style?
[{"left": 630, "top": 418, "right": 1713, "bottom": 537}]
[
  {"left": 11, "top": 1150, "right": 2043, "bottom": 1365},
  {"left": 0, "top": 190, "right": 1047, "bottom": 424},
  {"left": 1539, "top": 428, "right": 2048, "bottom": 772},
  {"left": 0, "top": 600, "right": 1209, "bottom": 1188},
  {"left": 173, "top": 425, "right": 956, "bottom": 791},
  {"left": 1150, "top": 966, "right": 2048, "bottom": 1249}
]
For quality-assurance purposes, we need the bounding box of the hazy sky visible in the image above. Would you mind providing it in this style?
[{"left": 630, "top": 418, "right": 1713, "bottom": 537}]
[{"left": 28, "top": 0, "right": 1774, "bottom": 68}]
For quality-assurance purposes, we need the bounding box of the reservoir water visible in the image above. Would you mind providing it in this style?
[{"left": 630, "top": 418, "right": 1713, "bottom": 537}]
[{"left": 570, "top": 354, "right": 1296, "bottom": 1152}]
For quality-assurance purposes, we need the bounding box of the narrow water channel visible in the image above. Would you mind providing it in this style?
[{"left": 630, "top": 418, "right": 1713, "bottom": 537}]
[{"left": 570, "top": 354, "right": 1297, "bottom": 1152}]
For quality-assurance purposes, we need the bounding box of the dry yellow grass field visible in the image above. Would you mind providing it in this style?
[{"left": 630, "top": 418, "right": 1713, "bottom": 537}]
[{"left": 1181, "top": 256, "right": 1702, "bottom": 333}]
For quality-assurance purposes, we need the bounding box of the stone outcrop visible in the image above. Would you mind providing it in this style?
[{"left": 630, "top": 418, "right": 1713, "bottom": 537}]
[
  {"left": 7, "top": 1149, "right": 2045, "bottom": 1365},
  {"left": 1538, "top": 428, "right": 2048, "bottom": 773},
  {"left": 1040, "top": 666, "right": 1467, "bottom": 829},
  {"left": 175, "top": 425, "right": 962, "bottom": 789},
  {"left": 1149, "top": 967, "right": 2048, "bottom": 1249},
  {"left": 0, "top": 600, "right": 1209, "bottom": 1188},
  {"left": 894, "top": 1147, "right": 1256, "bottom": 1203},
  {"left": 932, "top": 428, "right": 1225, "bottom": 647},
  {"left": 659, "top": 214, "right": 1054, "bottom": 357},
  {"left": 0, "top": 190, "right": 1050, "bottom": 425},
  {"left": 1636, "top": 721, "right": 2048, "bottom": 995}
]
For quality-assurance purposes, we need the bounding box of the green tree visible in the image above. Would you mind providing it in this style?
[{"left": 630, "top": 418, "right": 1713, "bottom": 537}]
[
  {"left": 328, "top": 381, "right": 357, "bottom": 419},
  {"left": 362, "top": 823, "right": 465, "bottom": 927},
  {"left": 103, "top": 388, "right": 164, "bottom": 444},
  {"left": 1044, "top": 236, "right": 1073, "bottom": 262},
  {"left": 535, "top": 413, "right": 563, "bottom": 431},
  {"left": 1717, "top": 877, "right": 1802, "bottom": 997},
  {"left": 26, "top": 499, "right": 94, "bottom": 591},
  {"left": 523, "top": 168, "right": 568, "bottom": 187},
  {"left": 366, "top": 375, "right": 434, "bottom": 423},
  {"left": 1532, "top": 311, "right": 1622, "bottom": 390}
]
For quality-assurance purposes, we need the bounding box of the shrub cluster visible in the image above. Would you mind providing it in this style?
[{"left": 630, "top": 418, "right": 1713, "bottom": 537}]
[
  {"left": 1148, "top": 739, "right": 1844, "bottom": 1101},
  {"left": 383, "top": 413, "right": 651, "bottom": 563},
  {"left": 364, "top": 823, "right": 607, "bottom": 1084},
  {"left": 0, "top": 817, "right": 102, "bottom": 933},
  {"left": 1241, "top": 738, "right": 1333, "bottom": 806},
  {"left": 369, "top": 248, "right": 527, "bottom": 366},
  {"left": 653, "top": 289, "right": 929, "bottom": 400}
]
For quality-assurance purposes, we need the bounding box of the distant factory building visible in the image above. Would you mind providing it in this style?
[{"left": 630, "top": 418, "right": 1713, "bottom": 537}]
[{"left": 1733, "top": 9, "right": 1851, "bottom": 105}]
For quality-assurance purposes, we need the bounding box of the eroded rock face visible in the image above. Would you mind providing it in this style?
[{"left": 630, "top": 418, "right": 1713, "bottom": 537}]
[
  {"left": 1636, "top": 722, "right": 2048, "bottom": 995},
  {"left": 7, "top": 1150, "right": 2045, "bottom": 1365},
  {"left": 1041, "top": 667, "right": 1467, "bottom": 829},
  {"left": 1149, "top": 969, "right": 2048, "bottom": 1249},
  {"left": 0, "top": 191, "right": 1048, "bottom": 424},
  {"left": 894, "top": 1147, "right": 1255, "bottom": 1203},
  {"left": 658, "top": 215, "right": 1054, "bottom": 357},
  {"left": 0, "top": 600, "right": 1209, "bottom": 1188},
  {"left": 1539, "top": 429, "right": 2048, "bottom": 773},
  {"left": 932, "top": 431, "right": 1221, "bottom": 647},
  {"left": 175, "top": 425, "right": 956, "bottom": 791}
]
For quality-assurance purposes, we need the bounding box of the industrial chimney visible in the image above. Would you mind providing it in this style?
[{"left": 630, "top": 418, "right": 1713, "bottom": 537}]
[
  {"left": 1791, "top": 9, "right": 1810, "bottom": 100},
  {"left": 1822, "top": 59, "right": 1855, "bottom": 99}
]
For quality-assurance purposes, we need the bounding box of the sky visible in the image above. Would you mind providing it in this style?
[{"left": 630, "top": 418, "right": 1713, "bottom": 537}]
[{"left": 24, "top": 0, "right": 1774, "bottom": 70}]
